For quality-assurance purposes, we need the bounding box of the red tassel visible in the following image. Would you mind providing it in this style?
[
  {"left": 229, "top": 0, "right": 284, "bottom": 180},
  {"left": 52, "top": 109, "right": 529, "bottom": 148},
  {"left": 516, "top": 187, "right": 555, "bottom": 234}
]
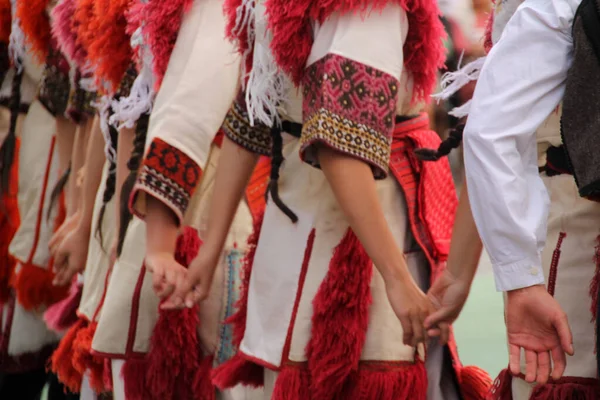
[
  {"left": 72, "top": 321, "right": 107, "bottom": 393},
  {"left": 193, "top": 354, "right": 216, "bottom": 400},
  {"left": 487, "top": 368, "right": 513, "bottom": 400},
  {"left": 44, "top": 281, "right": 83, "bottom": 332},
  {"left": 530, "top": 377, "right": 600, "bottom": 399},
  {"left": 590, "top": 236, "right": 600, "bottom": 322},
  {"left": 50, "top": 318, "right": 87, "bottom": 393},
  {"left": 271, "top": 364, "right": 311, "bottom": 400},
  {"left": 211, "top": 352, "right": 264, "bottom": 389},
  {"left": 123, "top": 358, "right": 151, "bottom": 400},
  {"left": 353, "top": 360, "right": 427, "bottom": 400},
  {"left": 305, "top": 229, "right": 372, "bottom": 399},
  {"left": 460, "top": 365, "right": 493, "bottom": 400},
  {"left": 11, "top": 262, "right": 69, "bottom": 310},
  {"left": 16, "top": 0, "right": 51, "bottom": 63},
  {"left": 145, "top": 227, "right": 203, "bottom": 400}
]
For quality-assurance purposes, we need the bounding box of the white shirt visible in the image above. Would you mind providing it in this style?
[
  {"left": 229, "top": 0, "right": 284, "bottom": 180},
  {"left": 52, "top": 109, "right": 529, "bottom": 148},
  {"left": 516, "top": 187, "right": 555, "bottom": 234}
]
[{"left": 463, "top": 0, "right": 581, "bottom": 291}]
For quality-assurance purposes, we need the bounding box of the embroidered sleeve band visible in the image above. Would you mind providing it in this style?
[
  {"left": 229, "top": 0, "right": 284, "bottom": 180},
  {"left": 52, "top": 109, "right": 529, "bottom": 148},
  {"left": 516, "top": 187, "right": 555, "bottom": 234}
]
[
  {"left": 222, "top": 91, "right": 272, "bottom": 156},
  {"left": 300, "top": 54, "right": 399, "bottom": 179},
  {"left": 130, "top": 138, "right": 202, "bottom": 226}
]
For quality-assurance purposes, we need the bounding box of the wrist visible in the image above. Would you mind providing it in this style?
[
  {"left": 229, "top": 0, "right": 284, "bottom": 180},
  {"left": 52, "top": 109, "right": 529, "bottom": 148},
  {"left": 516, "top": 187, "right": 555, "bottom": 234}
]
[
  {"left": 506, "top": 283, "right": 546, "bottom": 297},
  {"left": 379, "top": 255, "right": 412, "bottom": 285}
]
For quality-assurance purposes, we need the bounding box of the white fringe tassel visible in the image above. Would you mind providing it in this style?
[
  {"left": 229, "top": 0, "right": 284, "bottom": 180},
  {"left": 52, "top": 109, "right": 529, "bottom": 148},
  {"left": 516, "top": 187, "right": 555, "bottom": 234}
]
[
  {"left": 231, "top": 0, "right": 255, "bottom": 87},
  {"left": 93, "top": 95, "right": 117, "bottom": 168},
  {"left": 432, "top": 56, "right": 486, "bottom": 103},
  {"left": 109, "top": 27, "right": 154, "bottom": 130},
  {"left": 448, "top": 99, "right": 472, "bottom": 118},
  {"left": 8, "top": 0, "right": 25, "bottom": 72}
]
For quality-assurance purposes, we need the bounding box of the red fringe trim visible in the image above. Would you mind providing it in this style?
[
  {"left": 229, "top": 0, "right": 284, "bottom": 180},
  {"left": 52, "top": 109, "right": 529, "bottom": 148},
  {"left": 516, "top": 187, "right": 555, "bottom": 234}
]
[
  {"left": 87, "top": 0, "right": 133, "bottom": 92},
  {"left": 590, "top": 236, "right": 600, "bottom": 322},
  {"left": 72, "top": 0, "right": 96, "bottom": 66},
  {"left": 50, "top": 318, "right": 87, "bottom": 393},
  {"left": 72, "top": 321, "right": 107, "bottom": 393},
  {"left": 10, "top": 262, "right": 69, "bottom": 310},
  {"left": 262, "top": 0, "right": 446, "bottom": 103},
  {"left": 194, "top": 354, "right": 216, "bottom": 400},
  {"left": 0, "top": 0, "right": 10, "bottom": 44},
  {"left": 51, "top": 0, "right": 79, "bottom": 63},
  {"left": 211, "top": 352, "right": 264, "bottom": 389},
  {"left": 43, "top": 281, "right": 83, "bottom": 332},
  {"left": 16, "top": 0, "right": 51, "bottom": 63},
  {"left": 271, "top": 364, "right": 311, "bottom": 400},
  {"left": 122, "top": 357, "right": 151, "bottom": 400},
  {"left": 530, "top": 377, "right": 600, "bottom": 399},
  {"left": 486, "top": 368, "right": 513, "bottom": 400},
  {"left": 305, "top": 228, "right": 373, "bottom": 399},
  {"left": 145, "top": 227, "right": 204, "bottom": 400},
  {"left": 460, "top": 365, "right": 493, "bottom": 400}
]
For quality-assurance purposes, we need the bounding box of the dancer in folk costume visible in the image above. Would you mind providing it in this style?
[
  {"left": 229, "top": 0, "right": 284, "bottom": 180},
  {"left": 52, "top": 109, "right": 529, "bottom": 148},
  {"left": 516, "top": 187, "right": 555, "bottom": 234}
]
[
  {"left": 149, "top": 1, "right": 491, "bottom": 399},
  {"left": 94, "top": 0, "right": 266, "bottom": 398},
  {"left": 424, "top": 0, "right": 600, "bottom": 398}
]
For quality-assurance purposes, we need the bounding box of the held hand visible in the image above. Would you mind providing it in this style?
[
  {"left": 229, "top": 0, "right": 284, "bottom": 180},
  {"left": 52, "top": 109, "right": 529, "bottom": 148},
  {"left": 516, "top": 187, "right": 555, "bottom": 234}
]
[
  {"left": 53, "top": 224, "right": 90, "bottom": 286},
  {"left": 386, "top": 276, "right": 436, "bottom": 347},
  {"left": 424, "top": 268, "right": 471, "bottom": 344},
  {"left": 145, "top": 252, "right": 188, "bottom": 309},
  {"left": 506, "top": 285, "right": 574, "bottom": 385},
  {"left": 168, "top": 249, "right": 221, "bottom": 310},
  {"left": 49, "top": 212, "right": 81, "bottom": 256}
]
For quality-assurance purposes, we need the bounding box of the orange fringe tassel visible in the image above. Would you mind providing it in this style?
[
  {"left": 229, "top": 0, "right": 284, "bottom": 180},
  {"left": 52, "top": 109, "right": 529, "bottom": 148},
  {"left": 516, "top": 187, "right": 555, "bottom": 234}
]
[
  {"left": 72, "top": 321, "right": 108, "bottom": 394},
  {"left": 10, "top": 262, "right": 69, "bottom": 310},
  {"left": 50, "top": 318, "right": 87, "bottom": 393},
  {"left": 16, "top": 0, "right": 51, "bottom": 63},
  {"left": 460, "top": 365, "right": 493, "bottom": 400}
]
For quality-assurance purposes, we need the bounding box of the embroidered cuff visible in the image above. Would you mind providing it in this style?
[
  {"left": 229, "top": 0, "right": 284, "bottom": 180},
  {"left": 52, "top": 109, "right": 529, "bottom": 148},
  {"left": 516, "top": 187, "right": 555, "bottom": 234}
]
[
  {"left": 38, "top": 45, "right": 71, "bottom": 117},
  {"left": 300, "top": 54, "right": 399, "bottom": 179},
  {"left": 222, "top": 92, "right": 272, "bottom": 156},
  {"left": 130, "top": 138, "right": 202, "bottom": 226}
]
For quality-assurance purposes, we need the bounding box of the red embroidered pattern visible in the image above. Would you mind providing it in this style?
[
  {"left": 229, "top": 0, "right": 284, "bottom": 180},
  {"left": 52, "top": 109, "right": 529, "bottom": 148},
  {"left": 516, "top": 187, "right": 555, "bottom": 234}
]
[
  {"left": 222, "top": 91, "right": 272, "bottom": 155},
  {"left": 301, "top": 54, "right": 399, "bottom": 178},
  {"left": 137, "top": 138, "right": 201, "bottom": 220}
]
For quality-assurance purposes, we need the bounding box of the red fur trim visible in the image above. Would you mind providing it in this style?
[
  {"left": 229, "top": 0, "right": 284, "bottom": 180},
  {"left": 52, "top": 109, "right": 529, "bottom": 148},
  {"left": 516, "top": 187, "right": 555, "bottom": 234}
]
[
  {"left": 194, "top": 354, "right": 216, "bottom": 400},
  {"left": 16, "top": 0, "right": 51, "bottom": 63},
  {"left": 263, "top": 0, "right": 445, "bottom": 102},
  {"left": 0, "top": 0, "right": 10, "bottom": 43},
  {"left": 10, "top": 262, "right": 69, "bottom": 310},
  {"left": 223, "top": 0, "right": 253, "bottom": 80},
  {"left": 305, "top": 228, "right": 372, "bottom": 399},
  {"left": 145, "top": 227, "right": 203, "bottom": 399},
  {"left": 139, "top": 0, "right": 193, "bottom": 89},
  {"left": 51, "top": 0, "right": 79, "bottom": 63},
  {"left": 486, "top": 368, "right": 513, "bottom": 400},
  {"left": 123, "top": 358, "right": 151, "bottom": 400},
  {"left": 72, "top": 321, "right": 107, "bottom": 393},
  {"left": 459, "top": 365, "right": 493, "bottom": 400},
  {"left": 352, "top": 360, "right": 427, "bottom": 399},
  {"left": 484, "top": 10, "right": 494, "bottom": 54},
  {"left": 530, "top": 377, "right": 600, "bottom": 399},
  {"left": 226, "top": 212, "right": 264, "bottom": 348},
  {"left": 51, "top": 318, "right": 87, "bottom": 393},
  {"left": 72, "top": 0, "right": 96, "bottom": 67},
  {"left": 591, "top": 236, "right": 600, "bottom": 322},
  {"left": 272, "top": 364, "right": 311, "bottom": 400},
  {"left": 44, "top": 281, "right": 83, "bottom": 332},
  {"left": 211, "top": 352, "right": 264, "bottom": 389},
  {"left": 87, "top": 0, "right": 134, "bottom": 92}
]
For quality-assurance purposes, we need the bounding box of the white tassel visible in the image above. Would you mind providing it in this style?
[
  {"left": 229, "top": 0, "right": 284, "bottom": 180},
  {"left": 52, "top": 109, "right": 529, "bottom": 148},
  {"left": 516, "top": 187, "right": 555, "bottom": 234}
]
[
  {"left": 93, "top": 96, "right": 117, "bottom": 168},
  {"left": 8, "top": 0, "right": 25, "bottom": 72},
  {"left": 431, "top": 56, "right": 486, "bottom": 103},
  {"left": 109, "top": 28, "right": 155, "bottom": 129},
  {"left": 231, "top": 0, "right": 256, "bottom": 87},
  {"left": 448, "top": 99, "right": 472, "bottom": 118}
]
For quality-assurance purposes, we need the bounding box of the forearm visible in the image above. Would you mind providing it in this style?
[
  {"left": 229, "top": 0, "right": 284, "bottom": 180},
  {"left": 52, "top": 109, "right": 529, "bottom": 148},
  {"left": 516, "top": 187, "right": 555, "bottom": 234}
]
[
  {"left": 68, "top": 122, "right": 86, "bottom": 215},
  {"left": 202, "top": 136, "right": 259, "bottom": 253},
  {"left": 318, "top": 146, "right": 412, "bottom": 284},
  {"left": 115, "top": 126, "right": 135, "bottom": 235},
  {"left": 77, "top": 117, "right": 106, "bottom": 233},
  {"left": 55, "top": 116, "right": 76, "bottom": 174},
  {"left": 445, "top": 176, "right": 482, "bottom": 285}
]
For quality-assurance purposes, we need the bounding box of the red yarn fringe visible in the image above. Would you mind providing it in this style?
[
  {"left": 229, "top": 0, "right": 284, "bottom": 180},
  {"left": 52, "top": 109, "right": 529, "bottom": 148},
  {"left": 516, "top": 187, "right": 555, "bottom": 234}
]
[
  {"left": 87, "top": 0, "right": 134, "bottom": 92},
  {"left": 122, "top": 358, "right": 151, "bottom": 400},
  {"left": 486, "top": 368, "right": 513, "bottom": 400},
  {"left": 16, "top": 0, "right": 51, "bottom": 63},
  {"left": 263, "top": 0, "right": 446, "bottom": 103},
  {"left": 43, "top": 281, "right": 83, "bottom": 332},
  {"left": 10, "top": 262, "right": 69, "bottom": 310},
  {"left": 483, "top": 10, "right": 495, "bottom": 54},
  {"left": 0, "top": 0, "right": 10, "bottom": 44},
  {"left": 72, "top": 321, "right": 107, "bottom": 393},
  {"left": 305, "top": 228, "right": 373, "bottom": 399},
  {"left": 50, "top": 318, "right": 87, "bottom": 393},
  {"left": 145, "top": 227, "right": 204, "bottom": 400},
  {"left": 530, "top": 377, "right": 600, "bottom": 399},
  {"left": 72, "top": 0, "right": 97, "bottom": 67},
  {"left": 211, "top": 352, "right": 264, "bottom": 389},
  {"left": 271, "top": 364, "right": 311, "bottom": 400},
  {"left": 194, "top": 354, "right": 216, "bottom": 400},
  {"left": 51, "top": 0, "right": 78, "bottom": 63},
  {"left": 460, "top": 365, "right": 493, "bottom": 400}
]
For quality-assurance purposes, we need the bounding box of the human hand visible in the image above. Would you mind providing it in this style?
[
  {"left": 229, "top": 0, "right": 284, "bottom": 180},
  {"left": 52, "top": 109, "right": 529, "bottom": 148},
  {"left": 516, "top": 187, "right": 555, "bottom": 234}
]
[
  {"left": 386, "top": 276, "right": 436, "bottom": 347},
  {"left": 424, "top": 268, "right": 471, "bottom": 344},
  {"left": 505, "top": 284, "right": 574, "bottom": 385},
  {"left": 145, "top": 251, "right": 188, "bottom": 309},
  {"left": 53, "top": 224, "right": 90, "bottom": 286},
  {"left": 49, "top": 212, "right": 81, "bottom": 256}
]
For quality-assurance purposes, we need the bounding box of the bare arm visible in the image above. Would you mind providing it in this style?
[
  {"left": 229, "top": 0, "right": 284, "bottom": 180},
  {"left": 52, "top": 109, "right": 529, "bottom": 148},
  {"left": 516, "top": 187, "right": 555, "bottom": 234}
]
[{"left": 115, "top": 126, "right": 135, "bottom": 236}]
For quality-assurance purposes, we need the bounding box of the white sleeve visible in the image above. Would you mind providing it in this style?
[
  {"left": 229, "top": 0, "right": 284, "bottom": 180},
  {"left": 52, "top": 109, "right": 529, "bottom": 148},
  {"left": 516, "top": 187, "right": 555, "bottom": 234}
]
[{"left": 463, "top": 0, "right": 579, "bottom": 292}]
